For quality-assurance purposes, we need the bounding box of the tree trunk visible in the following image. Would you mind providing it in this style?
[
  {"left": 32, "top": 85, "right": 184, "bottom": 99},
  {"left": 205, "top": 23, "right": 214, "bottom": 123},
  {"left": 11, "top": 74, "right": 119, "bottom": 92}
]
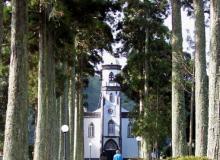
[
  {"left": 59, "top": 95, "right": 64, "bottom": 160},
  {"left": 141, "top": 5, "right": 151, "bottom": 160},
  {"left": 0, "top": 0, "right": 3, "bottom": 58},
  {"left": 207, "top": 0, "right": 220, "bottom": 159},
  {"left": 56, "top": 97, "right": 61, "bottom": 160},
  {"left": 73, "top": 37, "right": 78, "bottom": 160},
  {"left": 76, "top": 52, "right": 84, "bottom": 159},
  {"left": 69, "top": 63, "right": 76, "bottom": 160},
  {"left": 63, "top": 63, "right": 70, "bottom": 160},
  {"left": 3, "top": 0, "right": 29, "bottom": 159},
  {"left": 171, "top": 0, "right": 187, "bottom": 157},
  {"left": 73, "top": 88, "right": 78, "bottom": 160},
  {"left": 74, "top": 82, "right": 82, "bottom": 160},
  {"left": 188, "top": 69, "right": 194, "bottom": 155},
  {"left": 193, "top": 0, "right": 208, "bottom": 156},
  {"left": 47, "top": 30, "right": 58, "bottom": 159},
  {"left": 58, "top": 63, "right": 69, "bottom": 160},
  {"left": 33, "top": 3, "right": 48, "bottom": 159},
  {"left": 77, "top": 85, "right": 84, "bottom": 160}
]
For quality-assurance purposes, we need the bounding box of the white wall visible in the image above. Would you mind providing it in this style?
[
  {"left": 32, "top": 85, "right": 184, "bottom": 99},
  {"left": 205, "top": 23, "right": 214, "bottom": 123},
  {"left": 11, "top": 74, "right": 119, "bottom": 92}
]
[
  {"left": 102, "top": 67, "right": 121, "bottom": 137},
  {"left": 102, "top": 97, "right": 120, "bottom": 137},
  {"left": 121, "top": 118, "right": 139, "bottom": 159},
  {"left": 84, "top": 117, "right": 102, "bottom": 158}
]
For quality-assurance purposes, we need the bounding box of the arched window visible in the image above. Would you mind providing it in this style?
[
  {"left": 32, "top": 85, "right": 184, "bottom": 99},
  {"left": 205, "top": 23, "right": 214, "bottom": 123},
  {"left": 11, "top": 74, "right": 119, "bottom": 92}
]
[
  {"left": 127, "top": 122, "right": 134, "bottom": 138},
  {"left": 109, "top": 72, "right": 114, "bottom": 81},
  {"left": 117, "top": 96, "right": 120, "bottom": 105},
  {"left": 108, "top": 120, "right": 115, "bottom": 135},
  {"left": 110, "top": 93, "right": 114, "bottom": 103},
  {"left": 103, "top": 97, "right": 106, "bottom": 106},
  {"left": 88, "top": 123, "right": 94, "bottom": 138}
]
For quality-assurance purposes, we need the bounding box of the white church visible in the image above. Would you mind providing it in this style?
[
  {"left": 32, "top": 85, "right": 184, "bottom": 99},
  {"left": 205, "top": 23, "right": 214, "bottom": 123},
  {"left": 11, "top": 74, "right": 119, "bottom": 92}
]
[{"left": 83, "top": 55, "right": 139, "bottom": 160}]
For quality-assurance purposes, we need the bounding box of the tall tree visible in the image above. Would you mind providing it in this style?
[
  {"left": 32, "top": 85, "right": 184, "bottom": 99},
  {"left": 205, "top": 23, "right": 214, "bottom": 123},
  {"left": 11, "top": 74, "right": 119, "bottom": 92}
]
[
  {"left": 58, "top": 95, "right": 64, "bottom": 160},
  {"left": 116, "top": 0, "right": 171, "bottom": 159},
  {"left": 33, "top": 1, "right": 49, "bottom": 159},
  {"left": 171, "top": 0, "right": 187, "bottom": 156},
  {"left": 0, "top": 0, "right": 3, "bottom": 58},
  {"left": 3, "top": 0, "right": 29, "bottom": 159},
  {"left": 73, "top": 89, "right": 78, "bottom": 160},
  {"left": 193, "top": 0, "right": 208, "bottom": 156},
  {"left": 46, "top": 30, "right": 58, "bottom": 160},
  {"left": 207, "top": 0, "right": 220, "bottom": 159},
  {"left": 141, "top": 1, "right": 151, "bottom": 159},
  {"left": 68, "top": 51, "right": 76, "bottom": 160},
  {"left": 62, "top": 63, "right": 69, "bottom": 160}
]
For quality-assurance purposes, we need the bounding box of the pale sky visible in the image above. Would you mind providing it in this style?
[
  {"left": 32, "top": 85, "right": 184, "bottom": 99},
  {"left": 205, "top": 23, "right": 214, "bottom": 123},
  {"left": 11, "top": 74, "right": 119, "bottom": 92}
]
[{"left": 164, "top": 9, "right": 210, "bottom": 59}]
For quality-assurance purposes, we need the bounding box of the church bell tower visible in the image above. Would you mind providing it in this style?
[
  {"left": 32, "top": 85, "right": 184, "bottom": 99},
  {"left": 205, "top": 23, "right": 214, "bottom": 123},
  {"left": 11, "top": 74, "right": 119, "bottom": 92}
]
[{"left": 100, "top": 60, "right": 122, "bottom": 156}]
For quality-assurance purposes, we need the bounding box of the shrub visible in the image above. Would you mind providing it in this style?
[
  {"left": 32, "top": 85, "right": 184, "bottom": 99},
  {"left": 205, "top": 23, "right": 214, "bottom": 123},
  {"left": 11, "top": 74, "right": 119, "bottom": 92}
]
[{"left": 166, "top": 156, "right": 209, "bottom": 160}]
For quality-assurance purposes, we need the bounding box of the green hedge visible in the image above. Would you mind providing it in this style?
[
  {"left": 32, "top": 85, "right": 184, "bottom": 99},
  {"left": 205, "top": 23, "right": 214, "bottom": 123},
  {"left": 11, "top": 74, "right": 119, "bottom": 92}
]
[{"left": 166, "top": 156, "right": 209, "bottom": 160}]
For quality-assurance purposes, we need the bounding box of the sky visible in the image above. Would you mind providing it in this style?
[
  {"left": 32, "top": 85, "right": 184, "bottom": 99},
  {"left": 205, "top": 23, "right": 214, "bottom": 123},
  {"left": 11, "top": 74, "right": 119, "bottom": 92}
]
[{"left": 164, "top": 9, "right": 210, "bottom": 57}]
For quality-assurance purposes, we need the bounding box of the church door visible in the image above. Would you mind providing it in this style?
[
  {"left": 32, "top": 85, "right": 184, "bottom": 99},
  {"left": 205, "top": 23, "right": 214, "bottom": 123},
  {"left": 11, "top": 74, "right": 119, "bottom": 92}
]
[
  {"left": 103, "top": 139, "right": 118, "bottom": 160},
  {"left": 105, "top": 150, "right": 115, "bottom": 160}
]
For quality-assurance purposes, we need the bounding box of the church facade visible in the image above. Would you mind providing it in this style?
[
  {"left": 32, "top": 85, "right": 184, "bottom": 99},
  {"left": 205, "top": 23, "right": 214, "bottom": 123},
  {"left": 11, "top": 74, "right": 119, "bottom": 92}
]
[{"left": 84, "top": 61, "right": 139, "bottom": 160}]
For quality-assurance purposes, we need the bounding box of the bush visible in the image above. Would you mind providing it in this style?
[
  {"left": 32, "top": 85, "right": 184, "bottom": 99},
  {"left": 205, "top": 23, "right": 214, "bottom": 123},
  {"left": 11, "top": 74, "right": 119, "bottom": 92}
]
[{"left": 166, "top": 156, "right": 209, "bottom": 160}]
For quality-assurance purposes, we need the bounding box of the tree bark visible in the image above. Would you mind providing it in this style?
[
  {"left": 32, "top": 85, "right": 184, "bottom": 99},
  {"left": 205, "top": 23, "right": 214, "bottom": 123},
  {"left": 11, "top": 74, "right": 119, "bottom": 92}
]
[
  {"left": 59, "top": 95, "right": 64, "bottom": 160},
  {"left": 73, "top": 89, "right": 78, "bottom": 160},
  {"left": 78, "top": 85, "right": 84, "bottom": 160},
  {"left": 207, "top": 0, "right": 220, "bottom": 159},
  {"left": 3, "top": 0, "right": 29, "bottom": 159},
  {"left": 47, "top": 30, "right": 58, "bottom": 159},
  {"left": 171, "top": 0, "right": 187, "bottom": 157},
  {"left": 193, "top": 0, "right": 208, "bottom": 156},
  {"left": 33, "top": 3, "right": 49, "bottom": 159},
  {"left": 76, "top": 52, "right": 84, "bottom": 160},
  {"left": 69, "top": 61, "right": 76, "bottom": 160},
  {"left": 55, "top": 97, "right": 61, "bottom": 160},
  {"left": 141, "top": 4, "right": 151, "bottom": 159},
  {"left": 188, "top": 69, "right": 194, "bottom": 155},
  {"left": 0, "top": 0, "right": 3, "bottom": 58},
  {"left": 58, "top": 63, "right": 69, "bottom": 160},
  {"left": 63, "top": 63, "right": 70, "bottom": 160}
]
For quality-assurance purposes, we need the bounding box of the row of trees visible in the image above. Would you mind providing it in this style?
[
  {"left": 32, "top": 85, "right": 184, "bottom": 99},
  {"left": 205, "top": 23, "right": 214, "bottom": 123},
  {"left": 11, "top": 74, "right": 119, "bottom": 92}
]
[
  {"left": 1, "top": 0, "right": 220, "bottom": 160},
  {"left": 116, "top": 0, "right": 219, "bottom": 159},
  {"left": 1, "top": 0, "right": 118, "bottom": 160},
  {"left": 171, "top": 0, "right": 220, "bottom": 159}
]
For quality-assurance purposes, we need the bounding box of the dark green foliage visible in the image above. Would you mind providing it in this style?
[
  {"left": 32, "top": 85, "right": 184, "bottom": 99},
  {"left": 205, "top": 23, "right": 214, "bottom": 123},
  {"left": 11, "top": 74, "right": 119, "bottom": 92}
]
[
  {"left": 116, "top": 0, "right": 169, "bottom": 55},
  {"left": 115, "top": 0, "right": 172, "bottom": 148},
  {"left": 25, "top": 0, "right": 119, "bottom": 102}
]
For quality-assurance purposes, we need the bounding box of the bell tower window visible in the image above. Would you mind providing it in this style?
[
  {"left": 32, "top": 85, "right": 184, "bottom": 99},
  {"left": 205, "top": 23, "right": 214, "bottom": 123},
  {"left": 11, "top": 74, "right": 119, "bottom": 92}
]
[
  {"left": 117, "top": 97, "right": 120, "bottom": 105},
  {"left": 108, "top": 120, "right": 115, "bottom": 135},
  {"left": 127, "top": 122, "right": 134, "bottom": 138},
  {"left": 88, "top": 123, "right": 94, "bottom": 138},
  {"left": 103, "top": 97, "right": 106, "bottom": 106},
  {"left": 109, "top": 72, "right": 114, "bottom": 81},
  {"left": 110, "top": 93, "right": 114, "bottom": 103}
]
